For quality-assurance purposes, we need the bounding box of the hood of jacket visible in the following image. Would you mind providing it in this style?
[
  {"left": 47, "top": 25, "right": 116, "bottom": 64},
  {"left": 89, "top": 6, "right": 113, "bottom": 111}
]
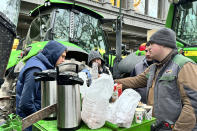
[
  {"left": 41, "top": 40, "right": 67, "bottom": 67},
  {"left": 88, "top": 50, "right": 105, "bottom": 66}
]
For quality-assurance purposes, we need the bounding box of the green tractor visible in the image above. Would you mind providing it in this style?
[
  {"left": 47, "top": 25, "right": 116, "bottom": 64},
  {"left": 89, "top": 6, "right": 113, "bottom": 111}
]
[
  {"left": 167, "top": 0, "right": 197, "bottom": 62},
  {"left": 4, "top": 0, "right": 112, "bottom": 82},
  {"left": 1, "top": 0, "right": 111, "bottom": 120},
  {"left": 7, "top": 0, "right": 110, "bottom": 72}
]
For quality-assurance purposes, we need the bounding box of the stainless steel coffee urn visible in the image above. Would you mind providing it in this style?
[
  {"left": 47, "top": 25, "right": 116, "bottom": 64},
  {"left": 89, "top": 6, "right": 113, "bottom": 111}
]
[
  {"left": 56, "top": 63, "right": 83, "bottom": 131},
  {"left": 34, "top": 69, "right": 57, "bottom": 119}
]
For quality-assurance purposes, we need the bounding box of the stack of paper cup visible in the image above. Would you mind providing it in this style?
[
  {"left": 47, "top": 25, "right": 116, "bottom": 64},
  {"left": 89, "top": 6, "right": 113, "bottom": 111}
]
[{"left": 135, "top": 108, "right": 145, "bottom": 124}]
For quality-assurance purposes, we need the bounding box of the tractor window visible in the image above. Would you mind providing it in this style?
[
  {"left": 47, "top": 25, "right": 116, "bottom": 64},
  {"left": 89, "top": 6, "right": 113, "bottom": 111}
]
[
  {"left": 53, "top": 9, "right": 70, "bottom": 42},
  {"left": 29, "top": 18, "right": 41, "bottom": 40},
  {"left": 172, "top": 1, "right": 197, "bottom": 45},
  {"left": 28, "top": 14, "right": 50, "bottom": 43},
  {"left": 74, "top": 12, "right": 106, "bottom": 52},
  {"left": 53, "top": 8, "right": 107, "bottom": 53}
]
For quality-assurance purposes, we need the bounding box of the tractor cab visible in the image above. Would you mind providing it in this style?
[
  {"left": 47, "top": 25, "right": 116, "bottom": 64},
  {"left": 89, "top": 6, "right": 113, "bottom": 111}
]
[
  {"left": 167, "top": 0, "right": 197, "bottom": 62},
  {"left": 7, "top": 0, "right": 110, "bottom": 71}
]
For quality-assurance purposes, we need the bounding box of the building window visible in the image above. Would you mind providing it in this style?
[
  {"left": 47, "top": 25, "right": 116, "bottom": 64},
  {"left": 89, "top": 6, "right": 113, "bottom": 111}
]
[
  {"left": 158, "top": 0, "right": 170, "bottom": 20},
  {"left": 133, "top": 0, "right": 145, "bottom": 14},
  {"left": 110, "top": 0, "right": 116, "bottom": 6},
  {"left": 111, "top": 0, "right": 127, "bottom": 9},
  {"left": 148, "top": 0, "right": 158, "bottom": 18},
  {"left": 93, "top": 0, "right": 102, "bottom": 2}
]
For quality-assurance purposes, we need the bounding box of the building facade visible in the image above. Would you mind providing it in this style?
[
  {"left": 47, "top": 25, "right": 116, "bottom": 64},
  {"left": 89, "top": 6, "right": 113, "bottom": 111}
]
[{"left": 17, "top": 0, "right": 170, "bottom": 51}]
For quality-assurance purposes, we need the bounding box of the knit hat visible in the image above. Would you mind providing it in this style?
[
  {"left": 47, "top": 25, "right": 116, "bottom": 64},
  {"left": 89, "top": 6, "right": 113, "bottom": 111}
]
[
  {"left": 148, "top": 28, "right": 176, "bottom": 49},
  {"left": 88, "top": 50, "right": 105, "bottom": 66}
]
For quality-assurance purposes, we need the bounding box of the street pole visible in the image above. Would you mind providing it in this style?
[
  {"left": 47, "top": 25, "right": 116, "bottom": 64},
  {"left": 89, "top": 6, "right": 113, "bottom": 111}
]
[
  {"left": 116, "top": 0, "right": 122, "bottom": 60},
  {"left": 113, "top": 0, "right": 123, "bottom": 79}
]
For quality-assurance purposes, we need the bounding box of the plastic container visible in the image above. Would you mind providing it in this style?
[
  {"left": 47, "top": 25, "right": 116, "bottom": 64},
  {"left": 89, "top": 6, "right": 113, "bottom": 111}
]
[
  {"left": 91, "top": 62, "right": 98, "bottom": 80},
  {"left": 107, "top": 117, "right": 156, "bottom": 131},
  {"left": 32, "top": 117, "right": 156, "bottom": 131}
]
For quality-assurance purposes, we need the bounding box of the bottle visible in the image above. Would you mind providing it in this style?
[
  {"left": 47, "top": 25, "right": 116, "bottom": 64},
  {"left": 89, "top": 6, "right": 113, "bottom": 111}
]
[
  {"left": 91, "top": 62, "right": 98, "bottom": 80},
  {"left": 117, "top": 83, "right": 122, "bottom": 97},
  {"left": 111, "top": 83, "right": 119, "bottom": 102}
]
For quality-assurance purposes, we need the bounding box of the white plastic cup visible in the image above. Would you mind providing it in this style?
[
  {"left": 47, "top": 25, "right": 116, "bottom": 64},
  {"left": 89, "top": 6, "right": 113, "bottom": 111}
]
[{"left": 135, "top": 108, "right": 145, "bottom": 124}]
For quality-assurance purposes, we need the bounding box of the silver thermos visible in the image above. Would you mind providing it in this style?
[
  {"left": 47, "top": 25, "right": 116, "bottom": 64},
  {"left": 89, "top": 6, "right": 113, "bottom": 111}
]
[
  {"left": 34, "top": 69, "right": 57, "bottom": 119},
  {"left": 41, "top": 80, "right": 57, "bottom": 119},
  {"left": 56, "top": 63, "right": 83, "bottom": 131}
]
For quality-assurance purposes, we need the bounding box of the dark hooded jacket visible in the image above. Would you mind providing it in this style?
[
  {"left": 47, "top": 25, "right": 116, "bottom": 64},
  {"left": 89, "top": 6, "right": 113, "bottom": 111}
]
[
  {"left": 88, "top": 50, "right": 110, "bottom": 75},
  {"left": 16, "top": 41, "right": 66, "bottom": 118},
  {"left": 130, "top": 58, "right": 153, "bottom": 104},
  {"left": 82, "top": 50, "right": 111, "bottom": 86}
]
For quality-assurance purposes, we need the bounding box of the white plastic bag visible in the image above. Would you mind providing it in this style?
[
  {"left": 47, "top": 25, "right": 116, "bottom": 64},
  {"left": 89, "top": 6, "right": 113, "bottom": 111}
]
[
  {"left": 107, "top": 89, "right": 141, "bottom": 128},
  {"left": 81, "top": 74, "right": 114, "bottom": 129},
  {"left": 87, "top": 74, "right": 114, "bottom": 100},
  {"left": 78, "top": 72, "right": 88, "bottom": 99},
  {"left": 81, "top": 97, "right": 108, "bottom": 129}
]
